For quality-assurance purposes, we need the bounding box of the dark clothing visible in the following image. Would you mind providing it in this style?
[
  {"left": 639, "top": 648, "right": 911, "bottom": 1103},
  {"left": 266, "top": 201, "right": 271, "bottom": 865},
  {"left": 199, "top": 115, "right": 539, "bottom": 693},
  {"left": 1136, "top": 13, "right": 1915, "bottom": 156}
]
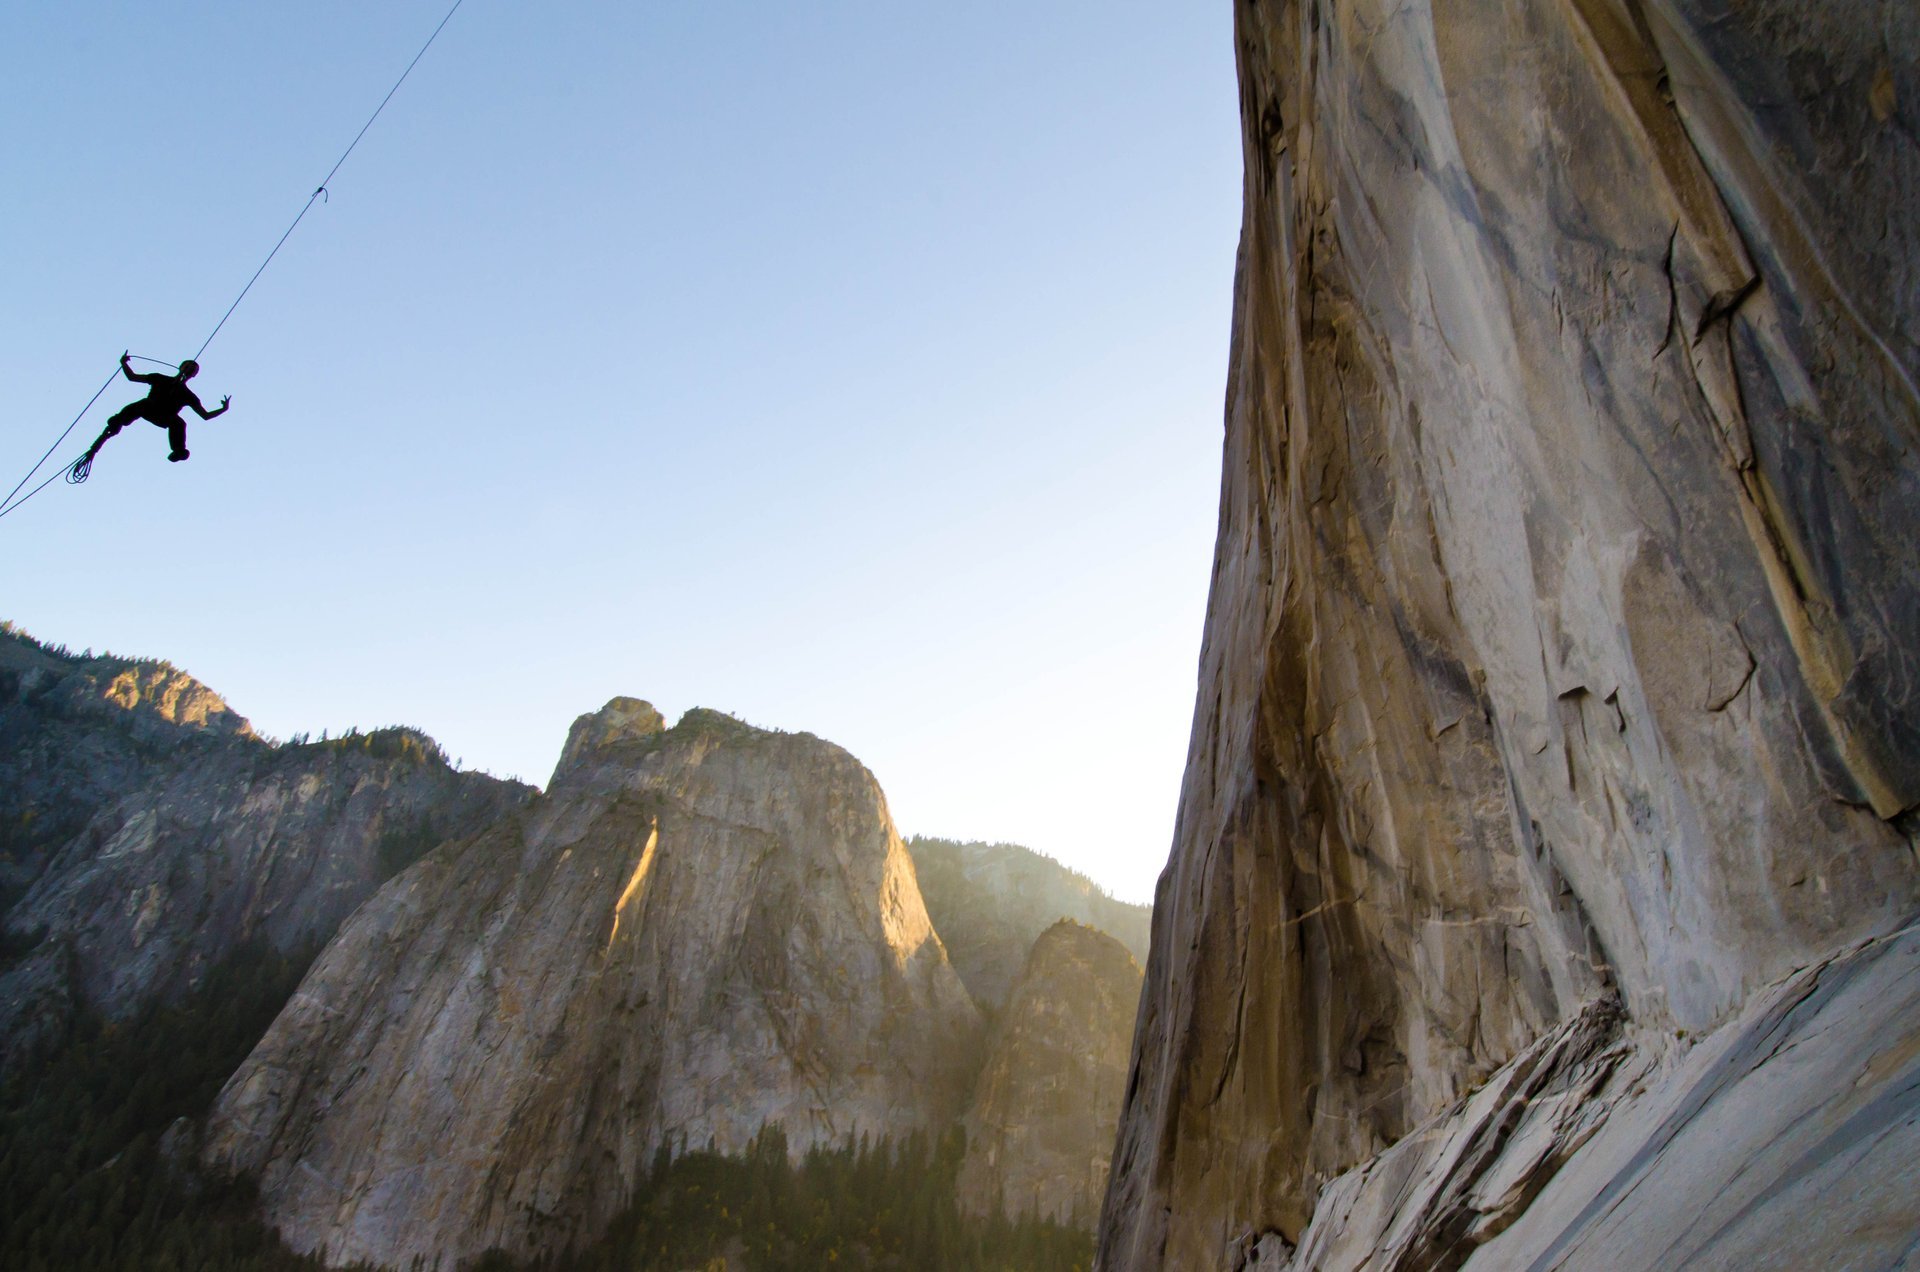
[
  {"left": 106, "top": 402, "right": 189, "bottom": 456},
  {"left": 122, "top": 371, "right": 210, "bottom": 423},
  {"left": 88, "top": 366, "right": 221, "bottom": 463}
]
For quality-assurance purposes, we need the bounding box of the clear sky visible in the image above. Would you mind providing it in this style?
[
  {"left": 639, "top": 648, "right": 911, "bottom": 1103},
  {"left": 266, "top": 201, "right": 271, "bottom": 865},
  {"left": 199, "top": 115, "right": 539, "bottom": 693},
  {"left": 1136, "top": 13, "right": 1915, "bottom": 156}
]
[{"left": 0, "top": 2, "right": 1240, "bottom": 905}]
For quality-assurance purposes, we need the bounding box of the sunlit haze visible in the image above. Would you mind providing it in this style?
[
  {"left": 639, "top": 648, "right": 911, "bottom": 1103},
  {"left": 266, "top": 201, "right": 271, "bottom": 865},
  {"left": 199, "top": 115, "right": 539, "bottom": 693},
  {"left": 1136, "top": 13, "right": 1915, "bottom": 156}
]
[{"left": 0, "top": 2, "right": 1240, "bottom": 905}]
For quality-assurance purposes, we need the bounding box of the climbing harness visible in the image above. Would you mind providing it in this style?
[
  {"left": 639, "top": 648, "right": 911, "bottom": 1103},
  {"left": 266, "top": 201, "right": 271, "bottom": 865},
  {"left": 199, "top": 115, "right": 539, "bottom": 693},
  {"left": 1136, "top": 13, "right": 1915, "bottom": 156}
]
[{"left": 0, "top": 0, "right": 468, "bottom": 524}]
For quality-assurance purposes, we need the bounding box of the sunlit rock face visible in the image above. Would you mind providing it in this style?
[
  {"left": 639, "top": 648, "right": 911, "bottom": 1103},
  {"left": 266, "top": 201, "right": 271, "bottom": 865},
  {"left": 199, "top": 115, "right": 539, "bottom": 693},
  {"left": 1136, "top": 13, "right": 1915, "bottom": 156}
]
[
  {"left": 0, "top": 627, "right": 528, "bottom": 1074},
  {"left": 1101, "top": 0, "right": 1920, "bottom": 1266},
  {"left": 0, "top": 626, "right": 255, "bottom": 903},
  {"left": 204, "top": 701, "right": 982, "bottom": 1270},
  {"left": 957, "top": 919, "right": 1142, "bottom": 1226},
  {"left": 549, "top": 693, "right": 665, "bottom": 781}
]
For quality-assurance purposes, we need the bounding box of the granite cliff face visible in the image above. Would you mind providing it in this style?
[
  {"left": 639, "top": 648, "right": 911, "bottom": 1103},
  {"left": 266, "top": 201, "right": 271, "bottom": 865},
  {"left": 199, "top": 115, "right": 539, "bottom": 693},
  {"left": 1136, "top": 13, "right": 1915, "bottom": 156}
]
[
  {"left": 1101, "top": 1, "right": 1920, "bottom": 1267},
  {"left": 204, "top": 700, "right": 984, "bottom": 1269},
  {"left": 1271, "top": 920, "right": 1920, "bottom": 1271},
  {"left": 909, "top": 837, "right": 1151, "bottom": 1010},
  {"left": 0, "top": 627, "right": 529, "bottom": 1074},
  {"left": 0, "top": 624, "right": 252, "bottom": 904},
  {"left": 957, "top": 919, "right": 1142, "bottom": 1226},
  {"left": 0, "top": 626, "right": 1143, "bottom": 1264}
]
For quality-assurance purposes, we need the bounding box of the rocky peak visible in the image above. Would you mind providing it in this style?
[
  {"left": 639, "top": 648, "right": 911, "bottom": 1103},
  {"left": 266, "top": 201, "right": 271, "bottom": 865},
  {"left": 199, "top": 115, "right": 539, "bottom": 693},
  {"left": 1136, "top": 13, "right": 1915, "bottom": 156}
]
[
  {"left": 0, "top": 730, "right": 530, "bottom": 1077},
  {"left": 0, "top": 621, "right": 534, "bottom": 1079},
  {"left": 80, "top": 660, "right": 249, "bottom": 736},
  {"left": 958, "top": 919, "right": 1142, "bottom": 1225},
  {"left": 1027, "top": 916, "right": 1140, "bottom": 985},
  {"left": 205, "top": 700, "right": 980, "bottom": 1269},
  {"left": 0, "top": 623, "right": 251, "bottom": 742},
  {"left": 550, "top": 695, "right": 667, "bottom": 784},
  {"left": 908, "top": 837, "right": 1151, "bottom": 1010}
]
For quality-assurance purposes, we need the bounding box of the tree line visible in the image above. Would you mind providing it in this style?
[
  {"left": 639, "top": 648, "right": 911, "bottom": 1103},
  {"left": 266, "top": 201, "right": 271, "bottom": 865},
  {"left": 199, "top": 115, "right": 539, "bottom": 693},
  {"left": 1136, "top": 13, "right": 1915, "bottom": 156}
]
[
  {"left": 2, "top": 942, "right": 1092, "bottom": 1271},
  {"left": 486, "top": 1124, "right": 1091, "bottom": 1272}
]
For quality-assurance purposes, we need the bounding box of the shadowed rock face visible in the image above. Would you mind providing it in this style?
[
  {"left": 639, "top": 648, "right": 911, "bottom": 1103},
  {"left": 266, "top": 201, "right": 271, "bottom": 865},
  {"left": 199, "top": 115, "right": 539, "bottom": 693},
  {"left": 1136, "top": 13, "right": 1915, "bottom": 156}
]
[
  {"left": 1270, "top": 921, "right": 1920, "bottom": 1272},
  {"left": 1101, "top": 1, "right": 1920, "bottom": 1266},
  {"left": 0, "top": 626, "right": 255, "bottom": 903},
  {"left": 957, "top": 920, "right": 1142, "bottom": 1226},
  {"left": 909, "top": 838, "right": 1151, "bottom": 1010},
  {"left": 0, "top": 627, "right": 529, "bottom": 1074},
  {"left": 204, "top": 701, "right": 982, "bottom": 1270}
]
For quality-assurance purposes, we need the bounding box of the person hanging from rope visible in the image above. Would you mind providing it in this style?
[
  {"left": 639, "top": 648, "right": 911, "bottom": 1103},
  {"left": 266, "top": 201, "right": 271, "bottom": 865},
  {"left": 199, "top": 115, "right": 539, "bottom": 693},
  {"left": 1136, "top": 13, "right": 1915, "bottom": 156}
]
[
  {"left": 83, "top": 353, "right": 230, "bottom": 465},
  {"left": 3, "top": 0, "right": 462, "bottom": 520}
]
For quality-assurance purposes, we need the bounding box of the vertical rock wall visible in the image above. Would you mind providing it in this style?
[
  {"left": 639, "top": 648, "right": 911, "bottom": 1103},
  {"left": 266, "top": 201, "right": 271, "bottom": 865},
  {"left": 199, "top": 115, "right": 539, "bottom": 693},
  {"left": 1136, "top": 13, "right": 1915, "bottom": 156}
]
[
  {"left": 0, "top": 627, "right": 530, "bottom": 1074},
  {"left": 909, "top": 838, "right": 1152, "bottom": 1010},
  {"left": 1101, "top": 1, "right": 1920, "bottom": 1265},
  {"left": 957, "top": 920, "right": 1143, "bottom": 1225},
  {"left": 204, "top": 704, "right": 982, "bottom": 1269}
]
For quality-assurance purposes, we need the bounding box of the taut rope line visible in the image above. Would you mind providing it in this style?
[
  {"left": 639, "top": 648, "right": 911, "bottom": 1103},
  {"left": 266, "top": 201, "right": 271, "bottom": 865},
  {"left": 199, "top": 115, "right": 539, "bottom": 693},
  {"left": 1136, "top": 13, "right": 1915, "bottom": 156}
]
[
  {"left": 194, "top": 0, "right": 468, "bottom": 363},
  {"left": 1, "top": 0, "right": 469, "bottom": 523}
]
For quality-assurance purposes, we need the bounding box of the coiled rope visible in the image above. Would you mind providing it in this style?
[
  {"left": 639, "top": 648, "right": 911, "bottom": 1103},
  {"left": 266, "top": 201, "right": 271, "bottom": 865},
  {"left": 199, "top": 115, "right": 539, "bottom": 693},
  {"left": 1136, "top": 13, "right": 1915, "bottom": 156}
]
[{"left": 0, "top": 0, "right": 467, "bottom": 524}]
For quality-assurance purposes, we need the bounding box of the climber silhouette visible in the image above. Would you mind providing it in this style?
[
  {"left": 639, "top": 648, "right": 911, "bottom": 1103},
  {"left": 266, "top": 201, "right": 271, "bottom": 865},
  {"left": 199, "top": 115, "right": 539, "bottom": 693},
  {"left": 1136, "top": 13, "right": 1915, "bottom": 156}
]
[{"left": 84, "top": 353, "right": 230, "bottom": 465}]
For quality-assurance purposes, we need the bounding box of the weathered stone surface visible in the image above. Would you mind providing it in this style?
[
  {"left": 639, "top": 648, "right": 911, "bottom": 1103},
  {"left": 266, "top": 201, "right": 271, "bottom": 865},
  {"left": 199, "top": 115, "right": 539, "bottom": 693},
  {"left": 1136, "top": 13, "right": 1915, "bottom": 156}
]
[
  {"left": 0, "top": 624, "right": 253, "bottom": 903},
  {"left": 0, "top": 626, "right": 528, "bottom": 1074},
  {"left": 0, "top": 938, "right": 75, "bottom": 1069},
  {"left": 957, "top": 919, "right": 1143, "bottom": 1226},
  {"left": 1261, "top": 997, "right": 1632, "bottom": 1271},
  {"left": 0, "top": 623, "right": 251, "bottom": 739},
  {"left": 1271, "top": 921, "right": 1920, "bottom": 1272},
  {"left": 551, "top": 694, "right": 665, "bottom": 782},
  {"left": 1, "top": 627, "right": 1146, "bottom": 1265},
  {"left": 1101, "top": 1, "right": 1920, "bottom": 1266},
  {"left": 909, "top": 837, "right": 1151, "bottom": 1010},
  {"left": 203, "top": 702, "right": 982, "bottom": 1269}
]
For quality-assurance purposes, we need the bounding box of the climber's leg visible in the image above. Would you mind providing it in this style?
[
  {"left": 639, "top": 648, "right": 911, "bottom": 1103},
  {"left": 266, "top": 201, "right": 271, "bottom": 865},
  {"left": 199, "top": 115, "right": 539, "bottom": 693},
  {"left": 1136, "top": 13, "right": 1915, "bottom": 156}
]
[{"left": 85, "top": 404, "right": 142, "bottom": 459}]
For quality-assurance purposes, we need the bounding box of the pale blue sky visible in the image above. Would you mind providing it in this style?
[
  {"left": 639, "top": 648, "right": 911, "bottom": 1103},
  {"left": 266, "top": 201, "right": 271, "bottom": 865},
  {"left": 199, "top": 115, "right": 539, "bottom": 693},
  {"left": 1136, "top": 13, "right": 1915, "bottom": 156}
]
[{"left": 1, "top": 2, "right": 1239, "bottom": 904}]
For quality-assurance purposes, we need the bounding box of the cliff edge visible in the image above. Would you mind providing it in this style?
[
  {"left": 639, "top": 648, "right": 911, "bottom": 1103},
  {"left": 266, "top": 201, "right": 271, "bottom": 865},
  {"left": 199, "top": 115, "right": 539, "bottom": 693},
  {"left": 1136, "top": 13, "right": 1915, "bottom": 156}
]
[
  {"left": 1101, "top": 2, "right": 1920, "bottom": 1266},
  {"left": 204, "top": 701, "right": 982, "bottom": 1268}
]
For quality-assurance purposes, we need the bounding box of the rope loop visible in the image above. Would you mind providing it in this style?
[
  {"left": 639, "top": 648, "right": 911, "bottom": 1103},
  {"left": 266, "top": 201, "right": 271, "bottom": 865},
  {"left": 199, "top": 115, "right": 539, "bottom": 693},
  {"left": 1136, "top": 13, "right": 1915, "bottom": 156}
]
[{"left": 1, "top": 0, "right": 467, "bottom": 526}]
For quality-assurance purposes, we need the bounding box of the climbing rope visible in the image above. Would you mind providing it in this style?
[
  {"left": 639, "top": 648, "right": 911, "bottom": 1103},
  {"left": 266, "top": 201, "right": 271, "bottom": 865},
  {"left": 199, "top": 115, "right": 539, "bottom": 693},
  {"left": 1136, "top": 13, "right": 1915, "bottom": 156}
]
[
  {"left": 0, "top": 0, "right": 468, "bottom": 524},
  {"left": 0, "top": 357, "right": 178, "bottom": 519},
  {"left": 0, "top": 368, "right": 120, "bottom": 520},
  {"left": 194, "top": 0, "right": 468, "bottom": 363}
]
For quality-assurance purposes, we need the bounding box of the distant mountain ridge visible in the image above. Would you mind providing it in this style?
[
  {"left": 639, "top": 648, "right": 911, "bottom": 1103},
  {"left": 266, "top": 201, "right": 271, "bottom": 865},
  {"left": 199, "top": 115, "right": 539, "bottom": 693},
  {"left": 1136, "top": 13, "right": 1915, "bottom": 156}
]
[
  {"left": 0, "top": 623, "right": 530, "bottom": 1075},
  {"left": 0, "top": 622, "right": 253, "bottom": 907},
  {"left": 957, "top": 918, "right": 1142, "bottom": 1226},
  {"left": 907, "top": 836, "right": 1150, "bottom": 1011},
  {"left": 0, "top": 621, "right": 1151, "bottom": 1264},
  {"left": 205, "top": 698, "right": 984, "bottom": 1268}
]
